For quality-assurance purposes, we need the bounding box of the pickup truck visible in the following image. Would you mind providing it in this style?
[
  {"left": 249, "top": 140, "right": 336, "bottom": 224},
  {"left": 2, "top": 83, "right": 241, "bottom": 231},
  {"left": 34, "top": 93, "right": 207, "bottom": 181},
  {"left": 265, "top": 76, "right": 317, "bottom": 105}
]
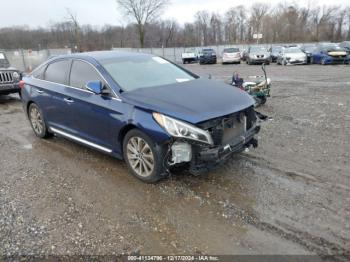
[{"left": 181, "top": 48, "right": 198, "bottom": 64}]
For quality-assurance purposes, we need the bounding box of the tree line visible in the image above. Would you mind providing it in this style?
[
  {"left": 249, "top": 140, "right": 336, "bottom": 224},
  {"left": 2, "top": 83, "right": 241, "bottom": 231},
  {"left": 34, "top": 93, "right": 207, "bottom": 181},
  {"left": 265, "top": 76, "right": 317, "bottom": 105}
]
[{"left": 0, "top": 1, "right": 349, "bottom": 51}]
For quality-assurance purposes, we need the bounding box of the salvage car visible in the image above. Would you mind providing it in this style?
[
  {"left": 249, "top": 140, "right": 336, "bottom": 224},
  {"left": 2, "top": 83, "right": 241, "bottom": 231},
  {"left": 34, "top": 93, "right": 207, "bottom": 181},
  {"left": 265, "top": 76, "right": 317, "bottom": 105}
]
[
  {"left": 311, "top": 43, "right": 350, "bottom": 65},
  {"left": 276, "top": 47, "right": 307, "bottom": 65},
  {"left": 222, "top": 47, "right": 241, "bottom": 64},
  {"left": 21, "top": 51, "right": 260, "bottom": 183},
  {"left": 181, "top": 48, "right": 198, "bottom": 64},
  {"left": 0, "top": 51, "right": 22, "bottom": 96},
  {"left": 199, "top": 48, "right": 217, "bottom": 64},
  {"left": 246, "top": 46, "right": 270, "bottom": 65}
]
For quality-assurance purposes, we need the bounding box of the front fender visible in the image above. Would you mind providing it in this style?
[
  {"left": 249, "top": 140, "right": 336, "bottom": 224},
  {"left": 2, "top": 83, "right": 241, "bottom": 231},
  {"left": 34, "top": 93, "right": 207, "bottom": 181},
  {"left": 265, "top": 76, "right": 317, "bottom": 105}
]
[{"left": 128, "top": 107, "right": 171, "bottom": 145}]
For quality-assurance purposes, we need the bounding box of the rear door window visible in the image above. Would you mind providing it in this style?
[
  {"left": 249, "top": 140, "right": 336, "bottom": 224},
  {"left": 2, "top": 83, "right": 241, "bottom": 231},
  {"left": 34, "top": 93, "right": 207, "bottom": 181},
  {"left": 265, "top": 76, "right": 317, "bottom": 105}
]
[
  {"left": 44, "top": 60, "right": 70, "bottom": 85},
  {"left": 69, "top": 60, "right": 103, "bottom": 89}
]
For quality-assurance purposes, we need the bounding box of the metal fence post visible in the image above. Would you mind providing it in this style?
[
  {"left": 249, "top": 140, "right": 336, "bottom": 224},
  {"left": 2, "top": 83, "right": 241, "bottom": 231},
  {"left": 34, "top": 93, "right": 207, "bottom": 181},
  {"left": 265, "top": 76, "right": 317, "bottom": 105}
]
[{"left": 20, "top": 49, "right": 27, "bottom": 72}]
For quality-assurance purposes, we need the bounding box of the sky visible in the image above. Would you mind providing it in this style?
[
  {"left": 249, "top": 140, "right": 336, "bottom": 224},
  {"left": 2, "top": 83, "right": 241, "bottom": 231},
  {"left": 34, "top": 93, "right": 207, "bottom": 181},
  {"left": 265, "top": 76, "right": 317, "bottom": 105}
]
[{"left": 0, "top": 0, "right": 348, "bottom": 28}]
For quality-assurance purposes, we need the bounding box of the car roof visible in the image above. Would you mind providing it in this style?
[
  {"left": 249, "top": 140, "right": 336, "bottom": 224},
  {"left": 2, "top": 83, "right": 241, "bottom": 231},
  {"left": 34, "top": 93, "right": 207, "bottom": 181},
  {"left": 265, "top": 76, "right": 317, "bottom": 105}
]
[{"left": 52, "top": 51, "right": 153, "bottom": 63}]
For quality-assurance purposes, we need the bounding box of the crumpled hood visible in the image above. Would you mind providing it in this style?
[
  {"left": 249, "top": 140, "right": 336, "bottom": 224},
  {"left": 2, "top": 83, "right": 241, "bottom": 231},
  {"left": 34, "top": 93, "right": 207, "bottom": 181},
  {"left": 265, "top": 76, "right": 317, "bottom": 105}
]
[{"left": 121, "top": 79, "right": 254, "bottom": 124}]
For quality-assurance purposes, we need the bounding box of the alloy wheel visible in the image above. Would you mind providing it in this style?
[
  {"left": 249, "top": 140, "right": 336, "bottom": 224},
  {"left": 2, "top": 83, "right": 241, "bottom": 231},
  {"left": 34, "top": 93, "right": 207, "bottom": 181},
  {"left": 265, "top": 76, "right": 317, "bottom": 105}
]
[
  {"left": 126, "top": 137, "right": 155, "bottom": 177},
  {"left": 29, "top": 106, "right": 44, "bottom": 135}
]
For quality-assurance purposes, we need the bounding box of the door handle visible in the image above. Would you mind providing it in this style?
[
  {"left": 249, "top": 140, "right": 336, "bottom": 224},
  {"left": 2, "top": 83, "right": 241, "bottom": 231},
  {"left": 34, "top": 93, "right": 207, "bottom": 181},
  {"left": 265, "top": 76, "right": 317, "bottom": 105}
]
[
  {"left": 36, "top": 89, "right": 44, "bottom": 94},
  {"left": 64, "top": 97, "right": 74, "bottom": 103}
]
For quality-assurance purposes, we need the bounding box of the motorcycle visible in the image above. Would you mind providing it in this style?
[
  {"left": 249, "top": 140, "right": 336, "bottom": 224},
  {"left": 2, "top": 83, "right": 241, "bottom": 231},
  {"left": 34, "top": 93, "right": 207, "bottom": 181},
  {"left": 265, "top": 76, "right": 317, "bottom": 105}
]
[{"left": 231, "top": 63, "right": 271, "bottom": 107}]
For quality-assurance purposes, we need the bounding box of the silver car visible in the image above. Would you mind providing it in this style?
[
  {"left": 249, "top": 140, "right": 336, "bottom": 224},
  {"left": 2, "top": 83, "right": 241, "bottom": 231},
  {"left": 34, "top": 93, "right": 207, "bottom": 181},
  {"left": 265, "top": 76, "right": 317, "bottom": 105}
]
[
  {"left": 277, "top": 47, "right": 307, "bottom": 65},
  {"left": 246, "top": 46, "right": 271, "bottom": 65}
]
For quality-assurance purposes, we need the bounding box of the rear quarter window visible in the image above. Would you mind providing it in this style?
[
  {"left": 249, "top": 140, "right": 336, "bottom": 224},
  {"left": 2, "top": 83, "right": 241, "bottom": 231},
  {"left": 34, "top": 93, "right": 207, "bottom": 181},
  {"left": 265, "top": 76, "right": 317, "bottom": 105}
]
[{"left": 44, "top": 60, "right": 71, "bottom": 85}]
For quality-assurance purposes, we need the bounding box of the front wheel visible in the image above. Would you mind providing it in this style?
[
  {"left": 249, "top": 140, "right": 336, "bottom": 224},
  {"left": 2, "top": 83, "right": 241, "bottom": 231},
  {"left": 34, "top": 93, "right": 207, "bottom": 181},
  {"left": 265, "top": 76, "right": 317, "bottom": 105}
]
[
  {"left": 123, "top": 129, "right": 166, "bottom": 183},
  {"left": 28, "top": 103, "right": 51, "bottom": 138}
]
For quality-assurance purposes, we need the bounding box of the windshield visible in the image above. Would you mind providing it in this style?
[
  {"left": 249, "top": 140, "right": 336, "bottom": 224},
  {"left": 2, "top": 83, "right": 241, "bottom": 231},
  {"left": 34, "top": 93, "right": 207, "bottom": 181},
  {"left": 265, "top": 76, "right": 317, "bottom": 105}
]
[
  {"left": 224, "top": 48, "right": 239, "bottom": 53},
  {"left": 302, "top": 46, "right": 316, "bottom": 52},
  {"left": 322, "top": 44, "right": 344, "bottom": 51},
  {"left": 271, "top": 46, "right": 282, "bottom": 52},
  {"left": 102, "top": 56, "right": 196, "bottom": 91},
  {"left": 202, "top": 49, "right": 215, "bottom": 54},
  {"left": 250, "top": 46, "right": 267, "bottom": 52},
  {"left": 0, "top": 53, "right": 6, "bottom": 60},
  {"left": 285, "top": 48, "right": 302, "bottom": 53},
  {"left": 0, "top": 53, "right": 9, "bottom": 67}
]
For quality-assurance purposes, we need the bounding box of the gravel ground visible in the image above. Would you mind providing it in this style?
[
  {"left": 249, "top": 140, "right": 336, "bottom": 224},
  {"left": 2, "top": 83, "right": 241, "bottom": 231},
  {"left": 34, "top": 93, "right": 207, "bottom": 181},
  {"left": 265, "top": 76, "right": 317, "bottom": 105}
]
[{"left": 0, "top": 63, "right": 349, "bottom": 259}]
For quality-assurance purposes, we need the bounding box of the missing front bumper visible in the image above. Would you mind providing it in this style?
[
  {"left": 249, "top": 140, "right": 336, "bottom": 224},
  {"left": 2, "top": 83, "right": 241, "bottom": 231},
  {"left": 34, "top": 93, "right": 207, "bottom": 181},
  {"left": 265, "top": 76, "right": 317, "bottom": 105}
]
[{"left": 167, "top": 125, "right": 260, "bottom": 174}]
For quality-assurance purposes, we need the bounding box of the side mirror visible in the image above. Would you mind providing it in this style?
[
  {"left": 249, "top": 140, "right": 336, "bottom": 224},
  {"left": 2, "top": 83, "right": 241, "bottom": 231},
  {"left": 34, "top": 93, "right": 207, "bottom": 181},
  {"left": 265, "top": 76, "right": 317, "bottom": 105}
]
[{"left": 85, "top": 81, "right": 103, "bottom": 94}]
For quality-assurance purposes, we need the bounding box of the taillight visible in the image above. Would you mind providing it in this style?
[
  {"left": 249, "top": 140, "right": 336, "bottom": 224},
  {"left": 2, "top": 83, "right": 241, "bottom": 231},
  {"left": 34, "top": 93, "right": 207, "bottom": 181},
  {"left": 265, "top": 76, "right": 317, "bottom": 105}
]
[{"left": 19, "top": 80, "right": 25, "bottom": 89}]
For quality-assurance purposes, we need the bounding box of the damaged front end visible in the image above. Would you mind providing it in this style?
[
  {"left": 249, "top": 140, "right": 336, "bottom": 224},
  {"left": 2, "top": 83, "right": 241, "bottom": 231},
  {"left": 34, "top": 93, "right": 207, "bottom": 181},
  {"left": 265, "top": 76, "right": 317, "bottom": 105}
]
[{"left": 164, "top": 106, "right": 260, "bottom": 174}]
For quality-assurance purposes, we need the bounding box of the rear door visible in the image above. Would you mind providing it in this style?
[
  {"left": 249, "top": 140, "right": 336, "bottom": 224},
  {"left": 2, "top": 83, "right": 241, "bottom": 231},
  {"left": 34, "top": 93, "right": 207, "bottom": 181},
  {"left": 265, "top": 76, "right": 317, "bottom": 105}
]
[{"left": 30, "top": 59, "right": 72, "bottom": 130}]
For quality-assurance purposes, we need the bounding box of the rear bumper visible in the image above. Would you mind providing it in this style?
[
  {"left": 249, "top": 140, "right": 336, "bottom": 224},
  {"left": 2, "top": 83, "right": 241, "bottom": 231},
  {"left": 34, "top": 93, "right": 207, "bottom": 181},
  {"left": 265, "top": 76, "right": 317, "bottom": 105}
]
[
  {"left": 223, "top": 57, "right": 240, "bottom": 63},
  {"left": 0, "top": 83, "right": 20, "bottom": 94},
  {"left": 189, "top": 124, "right": 260, "bottom": 173}
]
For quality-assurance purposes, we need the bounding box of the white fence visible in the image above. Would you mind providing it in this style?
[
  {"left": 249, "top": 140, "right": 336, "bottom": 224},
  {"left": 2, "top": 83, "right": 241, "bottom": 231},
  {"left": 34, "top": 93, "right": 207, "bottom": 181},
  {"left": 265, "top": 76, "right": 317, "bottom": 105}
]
[{"left": 2, "top": 48, "right": 72, "bottom": 72}]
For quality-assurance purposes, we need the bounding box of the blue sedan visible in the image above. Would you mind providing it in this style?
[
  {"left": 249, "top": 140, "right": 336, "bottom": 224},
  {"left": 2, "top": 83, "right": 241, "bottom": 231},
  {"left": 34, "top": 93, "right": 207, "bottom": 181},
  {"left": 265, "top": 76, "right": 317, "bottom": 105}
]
[
  {"left": 21, "top": 51, "right": 260, "bottom": 183},
  {"left": 311, "top": 43, "right": 350, "bottom": 65}
]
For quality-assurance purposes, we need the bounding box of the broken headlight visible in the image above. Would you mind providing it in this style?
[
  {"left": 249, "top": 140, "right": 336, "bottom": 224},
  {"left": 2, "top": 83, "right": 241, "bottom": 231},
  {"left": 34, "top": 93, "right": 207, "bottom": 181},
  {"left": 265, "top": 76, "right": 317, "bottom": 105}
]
[{"left": 153, "top": 112, "right": 213, "bottom": 145}]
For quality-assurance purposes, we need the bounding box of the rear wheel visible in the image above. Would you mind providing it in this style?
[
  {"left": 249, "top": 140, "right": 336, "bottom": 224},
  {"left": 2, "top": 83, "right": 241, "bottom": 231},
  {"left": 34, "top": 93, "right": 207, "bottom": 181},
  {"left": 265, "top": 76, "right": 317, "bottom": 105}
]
[
  {"left": 321, "top": 58, "right": 327, "bottom": 65},
  {"left": 123, "top": 129, "right": 166, "bottom": 183},
  {"left": 28, "top": 103, "right": 51, "bottom": 138}
]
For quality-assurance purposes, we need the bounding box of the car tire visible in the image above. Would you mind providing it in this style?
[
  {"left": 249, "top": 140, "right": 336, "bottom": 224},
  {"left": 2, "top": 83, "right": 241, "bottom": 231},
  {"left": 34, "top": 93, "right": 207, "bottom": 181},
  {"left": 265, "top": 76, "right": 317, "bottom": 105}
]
[
  {"left": 321, "top": 58, "right": 327, "bottom": 65},
  {"left": 28, "top": 103, "right": 51, "bottom": 138},
  {"left": 123, "top": 129, "right": 166, "bottom": 183}
]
